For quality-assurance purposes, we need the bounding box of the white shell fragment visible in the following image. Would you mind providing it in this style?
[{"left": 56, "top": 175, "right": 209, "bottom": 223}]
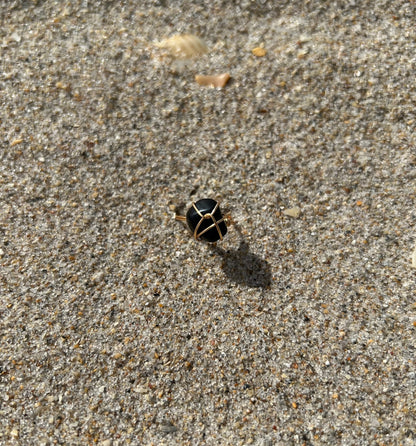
[
  {"left": 282, "top": 207, "right": 301, "bottom": 218},
  {"left": 155, "top": 34, "right": 208, "bottom": 59}
]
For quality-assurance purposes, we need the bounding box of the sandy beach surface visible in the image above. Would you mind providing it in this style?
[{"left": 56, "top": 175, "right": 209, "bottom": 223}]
[{"left": 1, "top": 1, "right": 415, "bottom": 444}]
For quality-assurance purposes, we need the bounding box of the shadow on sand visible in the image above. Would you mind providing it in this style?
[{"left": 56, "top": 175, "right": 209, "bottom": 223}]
[{"left": 210, "top": 240, "right": 271, "bottom": 289}]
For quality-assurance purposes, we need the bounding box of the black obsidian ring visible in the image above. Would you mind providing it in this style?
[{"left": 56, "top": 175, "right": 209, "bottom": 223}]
[{"left": 175, "top": 198, "right": 228, "bottom": 243}]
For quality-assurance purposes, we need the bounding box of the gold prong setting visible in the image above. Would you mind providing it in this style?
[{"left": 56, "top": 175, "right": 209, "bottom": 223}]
[{"left": 175, "top": 198, "right": 228, "bottom": 243}]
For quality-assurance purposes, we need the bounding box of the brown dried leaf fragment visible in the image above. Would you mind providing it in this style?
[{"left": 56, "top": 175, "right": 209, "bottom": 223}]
[
  {"left": 195, "top": 73, "right": 231, "bottom": 88},
  {"left": 156, "top": 34, "right": 208, "bottom": 59}
]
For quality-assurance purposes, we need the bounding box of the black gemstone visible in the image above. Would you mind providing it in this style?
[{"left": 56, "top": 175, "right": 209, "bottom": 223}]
[{"left": 186, "top": 199, "right": 227, "bottom": 242}]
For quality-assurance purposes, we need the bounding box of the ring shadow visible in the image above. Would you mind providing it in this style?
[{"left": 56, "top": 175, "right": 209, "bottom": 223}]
[{"left": 210, "top": 241, "right": 272, "bottom": 289}]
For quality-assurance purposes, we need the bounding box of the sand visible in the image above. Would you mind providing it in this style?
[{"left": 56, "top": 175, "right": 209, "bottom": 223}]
[{"left": 1, "top": 1, "right": 415, "bottom": 444}]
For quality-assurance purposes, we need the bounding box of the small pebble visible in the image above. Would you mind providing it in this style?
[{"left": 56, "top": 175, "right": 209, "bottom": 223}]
[
  {"left": 10, "top": 138, "right": 23, "bottom": 146},
  {"left": 412, "top": 243, "right": 416, "bottom": 268},
  {"left": 252, "top": 47, "right": 267, "bottom": 57},
  {"left": 11, "top": 429, "right": 19, "bottom": 438},
  {"left": 282, "top": 207, "right": 301, "bottom": 218},
  {"left": 160, "top": 422, "right": 178, "bottom": 433}
]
